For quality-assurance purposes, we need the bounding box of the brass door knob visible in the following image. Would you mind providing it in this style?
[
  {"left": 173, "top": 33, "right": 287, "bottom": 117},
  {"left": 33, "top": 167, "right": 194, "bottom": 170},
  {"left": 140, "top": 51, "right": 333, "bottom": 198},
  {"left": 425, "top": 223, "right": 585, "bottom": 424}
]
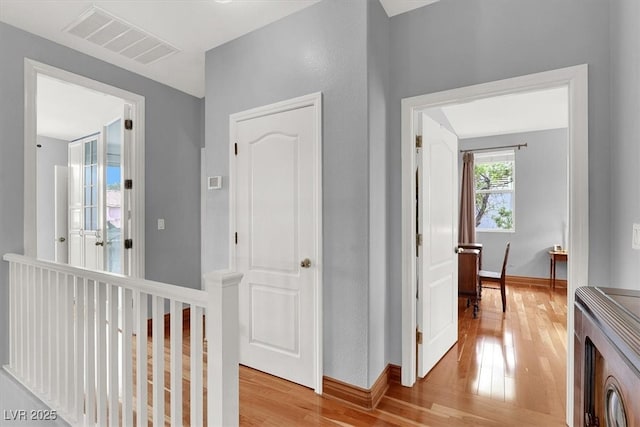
[{"left": 300, "top": 258, "right": 311, "bottom": 268}]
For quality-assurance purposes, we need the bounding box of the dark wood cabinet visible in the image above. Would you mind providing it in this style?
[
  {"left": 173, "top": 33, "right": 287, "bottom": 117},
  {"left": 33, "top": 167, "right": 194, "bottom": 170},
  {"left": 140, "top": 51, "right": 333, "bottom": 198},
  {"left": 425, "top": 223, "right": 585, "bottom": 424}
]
[
  {"left": 458, "top": 249, "right": 480, "bottom": 317},
  {"left": 574, "top": 287, "right": 640, "bottom": 427}
]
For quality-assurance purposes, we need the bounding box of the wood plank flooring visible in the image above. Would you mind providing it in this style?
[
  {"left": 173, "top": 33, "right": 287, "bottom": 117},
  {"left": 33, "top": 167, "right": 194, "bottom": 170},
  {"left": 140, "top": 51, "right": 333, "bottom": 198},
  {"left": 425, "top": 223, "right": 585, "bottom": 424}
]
[{"left": 137, "top": 283, "right": 567, "bottom": 426}]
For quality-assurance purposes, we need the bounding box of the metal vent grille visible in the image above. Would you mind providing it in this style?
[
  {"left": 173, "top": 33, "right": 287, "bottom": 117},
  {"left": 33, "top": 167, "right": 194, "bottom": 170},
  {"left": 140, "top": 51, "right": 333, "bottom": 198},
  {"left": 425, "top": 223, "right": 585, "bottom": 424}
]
[{"left": 64, "top": 6, "right": 179, "bottom": 65}]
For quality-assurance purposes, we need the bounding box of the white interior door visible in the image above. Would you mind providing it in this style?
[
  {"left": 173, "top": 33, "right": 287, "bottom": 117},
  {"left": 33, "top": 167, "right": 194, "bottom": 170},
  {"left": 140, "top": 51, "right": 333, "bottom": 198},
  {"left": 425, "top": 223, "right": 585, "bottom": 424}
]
[
  {"left": 233, "top": 99, "right": 320, "bottom": 390},
  {"left": 54, "top": 165, "right": 68, "bottom": 263},
  {"left": 68, "top": 140, "right": 83, "bottom": 268},
  {"left": 417, "top": 114, "right": 459, "bottom": 377},
  {"left": 83, "top": 134, "right": 105, "bottom": 271}
]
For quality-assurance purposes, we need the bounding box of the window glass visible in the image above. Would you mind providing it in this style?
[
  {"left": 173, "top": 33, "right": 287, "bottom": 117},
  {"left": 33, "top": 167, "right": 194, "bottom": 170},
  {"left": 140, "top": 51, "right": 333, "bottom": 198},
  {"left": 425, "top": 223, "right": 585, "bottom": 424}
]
[{"left": 474, "top": 149, "right": 515, "bottom": 232}]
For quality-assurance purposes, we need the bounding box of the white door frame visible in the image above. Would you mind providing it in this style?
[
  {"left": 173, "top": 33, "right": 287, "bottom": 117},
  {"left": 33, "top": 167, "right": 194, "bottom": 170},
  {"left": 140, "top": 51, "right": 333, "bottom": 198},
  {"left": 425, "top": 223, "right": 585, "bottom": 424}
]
[
  {"left": 401, "top": 65, "right": 588, "bottom": 426},
  {"left": 24, "top": 58, "right": 146, "bottom": 278},
  {"left": 228, "top": 92, "right": 323, "bottom": 394}
]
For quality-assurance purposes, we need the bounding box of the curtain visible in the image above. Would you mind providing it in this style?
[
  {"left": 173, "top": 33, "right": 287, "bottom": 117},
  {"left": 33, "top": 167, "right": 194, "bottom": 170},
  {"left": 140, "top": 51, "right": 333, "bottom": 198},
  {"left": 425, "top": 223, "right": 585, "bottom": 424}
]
[{"left": 459, "top": 152, "right": 476, "bottom": 243}]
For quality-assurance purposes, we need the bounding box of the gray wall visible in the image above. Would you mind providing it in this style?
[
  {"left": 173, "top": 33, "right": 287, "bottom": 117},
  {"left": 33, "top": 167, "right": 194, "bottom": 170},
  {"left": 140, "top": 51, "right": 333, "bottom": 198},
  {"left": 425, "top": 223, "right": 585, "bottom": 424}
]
[
  {"left": 36, "top": 135, "right": 69, "bottom": 262},
  {"left": 610, "top": 0, "right": 640, "bottom": 291},
  {"left": 204, "top": 0, "right": 387, "bottom": 388},
  {"left": 367, "top": 0, "right": 390, "bottom": 387},
  {"left": 387, "top": 0, "right": 611, "bottom": 364},
  {"left": 0, "top": 22, "right": 203, "bottom": 365},
  {"left": 460, "top": 129, "right": 568, "bottom": 280}
]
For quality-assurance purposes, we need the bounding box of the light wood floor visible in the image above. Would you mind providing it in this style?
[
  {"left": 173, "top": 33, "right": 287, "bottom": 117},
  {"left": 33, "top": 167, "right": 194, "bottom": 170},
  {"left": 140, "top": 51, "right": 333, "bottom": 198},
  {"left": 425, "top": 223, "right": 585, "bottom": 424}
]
[{"left": 139, "top": 283, "right": 568, "bottom": 426}]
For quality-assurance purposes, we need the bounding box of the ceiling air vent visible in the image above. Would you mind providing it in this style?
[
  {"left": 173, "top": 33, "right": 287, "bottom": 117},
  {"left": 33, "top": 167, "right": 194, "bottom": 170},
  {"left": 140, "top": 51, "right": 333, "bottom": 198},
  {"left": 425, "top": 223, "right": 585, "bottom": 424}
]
[{"left": 64, "top": 6, "right": 179, "bottom": 65}]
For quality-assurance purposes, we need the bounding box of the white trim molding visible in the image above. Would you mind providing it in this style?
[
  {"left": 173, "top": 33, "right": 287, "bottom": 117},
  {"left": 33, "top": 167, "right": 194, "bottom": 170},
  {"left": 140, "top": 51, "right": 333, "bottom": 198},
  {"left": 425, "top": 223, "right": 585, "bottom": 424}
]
[
  {"left": 228, "top": 92, "right": 323, "bottom": 394},
  {"left": 24, "top": 59, "right": 146, "bottom": 278},
  {"left": 400, "top": 65, "right": 588, "bottom": 426}
]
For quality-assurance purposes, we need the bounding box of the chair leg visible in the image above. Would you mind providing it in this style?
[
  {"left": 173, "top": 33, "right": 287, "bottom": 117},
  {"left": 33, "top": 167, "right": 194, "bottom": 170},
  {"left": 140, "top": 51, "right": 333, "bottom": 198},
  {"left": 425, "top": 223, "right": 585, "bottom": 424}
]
[
  {"left": 500, "top": 282, "right": 506, "bottom": 312},
  {"left": 466, "top": 297, "right": 470, "bottom": 308},
  {"left": 473, "top": 300, "right": 478, "bottom": 318}
]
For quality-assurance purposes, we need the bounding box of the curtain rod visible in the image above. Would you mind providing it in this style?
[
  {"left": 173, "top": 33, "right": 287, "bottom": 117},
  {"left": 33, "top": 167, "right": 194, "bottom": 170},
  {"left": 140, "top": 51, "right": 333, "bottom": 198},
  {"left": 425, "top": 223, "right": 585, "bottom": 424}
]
[{"left": 460, "top": 143, "right": 527, "bottom": 154}]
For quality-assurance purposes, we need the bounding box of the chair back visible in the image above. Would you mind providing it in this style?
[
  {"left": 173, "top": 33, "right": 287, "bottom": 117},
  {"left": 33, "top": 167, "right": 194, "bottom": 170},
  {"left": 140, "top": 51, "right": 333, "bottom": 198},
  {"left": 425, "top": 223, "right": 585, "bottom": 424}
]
[{"left": 500, "top": 242, "right": 511, "bottom": 280}]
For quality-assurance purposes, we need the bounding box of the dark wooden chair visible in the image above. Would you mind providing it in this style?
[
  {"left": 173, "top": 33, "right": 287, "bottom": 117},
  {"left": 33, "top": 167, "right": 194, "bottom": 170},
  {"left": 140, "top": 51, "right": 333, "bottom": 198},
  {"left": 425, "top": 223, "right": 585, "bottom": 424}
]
[
  {"left": 458, "top": 248, "right": 480, "bottom": 318},
  {"left": 479, "top": 242, "right": 510, "bottom": 312}
]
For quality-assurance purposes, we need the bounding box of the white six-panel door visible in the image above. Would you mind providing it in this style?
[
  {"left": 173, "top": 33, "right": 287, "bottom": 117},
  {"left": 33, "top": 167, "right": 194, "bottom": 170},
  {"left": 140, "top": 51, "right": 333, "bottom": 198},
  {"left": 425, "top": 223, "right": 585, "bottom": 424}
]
[
  {"left": 232, "top": 95, "right": 321, "bottom": 390},
  {"left": 417, "top": 115, "right": 459, "bottom": 377}
]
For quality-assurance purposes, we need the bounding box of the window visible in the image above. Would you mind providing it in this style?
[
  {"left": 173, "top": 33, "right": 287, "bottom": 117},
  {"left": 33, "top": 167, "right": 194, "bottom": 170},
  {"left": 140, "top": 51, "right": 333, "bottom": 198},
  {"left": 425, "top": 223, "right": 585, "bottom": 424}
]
[
  {"left": 474, "top": 150, "right": 515, "bottom": 232},
  {"left": 83, "top": 138, "right": 98, "bottom": 231}
]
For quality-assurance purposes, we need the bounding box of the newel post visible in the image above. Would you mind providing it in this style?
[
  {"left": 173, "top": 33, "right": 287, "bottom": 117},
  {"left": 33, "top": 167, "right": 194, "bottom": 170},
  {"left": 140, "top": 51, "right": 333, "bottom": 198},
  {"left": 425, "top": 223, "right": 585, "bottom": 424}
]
[{"left": 204, "top": 270, "right": 242, "bottom": 427}]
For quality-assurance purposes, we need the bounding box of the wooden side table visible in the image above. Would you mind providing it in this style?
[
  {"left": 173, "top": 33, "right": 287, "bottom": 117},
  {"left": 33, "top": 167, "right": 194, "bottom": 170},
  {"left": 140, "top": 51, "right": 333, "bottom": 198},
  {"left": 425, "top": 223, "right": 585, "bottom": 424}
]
[{"left": 548, "top": 250, "right": 567, "bottom": 289}]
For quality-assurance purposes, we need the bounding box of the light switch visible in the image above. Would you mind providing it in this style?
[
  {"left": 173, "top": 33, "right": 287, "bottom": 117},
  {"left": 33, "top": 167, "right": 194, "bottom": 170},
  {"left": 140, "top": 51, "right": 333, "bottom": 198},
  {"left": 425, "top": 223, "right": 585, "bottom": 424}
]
[
  {"left": 158, "top": 218, "right": 165, "bottom": 230},
  {"left": 633, "top": 223, "right": 640, "bottom": 249}
]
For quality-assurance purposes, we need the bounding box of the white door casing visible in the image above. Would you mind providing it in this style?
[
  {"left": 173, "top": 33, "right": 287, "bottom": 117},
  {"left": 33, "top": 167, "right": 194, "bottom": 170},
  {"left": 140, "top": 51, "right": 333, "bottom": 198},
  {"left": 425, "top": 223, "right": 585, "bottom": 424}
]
[
  {"left": 230, "top": 93, "right": 322, "bottom": 392},
  {"left": 24, "top": 58, "right": 145, "bottom": 279},
  {"left": 417, "top": 115, "right": 459, "bottom": 377},
  {"left": 400, "top": 65, "right": 588, "bottom": 427},
  {"left": 54, "top": 165, "right": 68, "bottom": 264}
]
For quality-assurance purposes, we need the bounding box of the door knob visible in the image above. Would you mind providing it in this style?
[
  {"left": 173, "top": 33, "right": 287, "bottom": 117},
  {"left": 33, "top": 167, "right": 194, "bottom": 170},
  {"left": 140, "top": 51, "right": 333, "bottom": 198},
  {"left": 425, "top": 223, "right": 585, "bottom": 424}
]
[
  {"left": 455, "top": 247, "right": 463, "bottom": 254},
  {"left": 57, "top": 237, "right": 66, "bottom": 243},
  {"left": 95, "top": 241, "right": 104, "bottom": 247},
  {"left": 300, "top": 258, "right": 311, "bottom": 268}
]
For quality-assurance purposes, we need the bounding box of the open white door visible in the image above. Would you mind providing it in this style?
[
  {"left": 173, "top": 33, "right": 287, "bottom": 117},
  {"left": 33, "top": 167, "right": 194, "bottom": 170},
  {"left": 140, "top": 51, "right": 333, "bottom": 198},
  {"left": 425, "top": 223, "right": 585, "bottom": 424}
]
[
  {"left": 104, "top": 115, "right": 126, "bottom": 275},
  {"left": 54, "top": 165, "right": 68, "bottom": 263},
  {"left": 232, "top": 94, "right": 322, "bottom": 391},
  {"left": 417, "top": 114, "right": 459, "bottom": 377},
  {"left": 67, "top": 134, "right": 105, "bottom": 270},
  {"left": 68, "top": 140, "right": 83, "bottom": 268}
]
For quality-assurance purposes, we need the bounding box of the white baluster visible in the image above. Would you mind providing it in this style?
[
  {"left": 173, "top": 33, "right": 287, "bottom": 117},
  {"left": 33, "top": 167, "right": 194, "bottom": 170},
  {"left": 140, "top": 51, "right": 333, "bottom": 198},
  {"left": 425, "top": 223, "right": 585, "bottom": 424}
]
[
  {"left": 74, "top": 278, "right": 85, "bottom": 422},
  {"left": 9, "top": 262, "right": 15, "bottom": 371},
  {"left": 28, "top": 265, "right": 35, "bottom": 386},
  {"left": 85, "top": 280, "right": 96, "bottom": 426},
  {"left": 47, "top": 270, "right": 54, "bottom": 399},
  {"left": 53, "top": 273, "right": 64, "bottom": 404},
  {"left": 190, "top": 305, "right": 203, "bottom": 426},
  {"left": 122, "top": 288, "right": 134, "bottom": 427},
  {"left": 136, "top": 291, "right": 148, "bottom": 427},
  {"left": 65, "top": 274, "right": 75, "bottom": 414},
  {"left": 96, "top": 282, "right": 107, "bottom": 426},
  {"left": 33, "top": 267, "right": 41, "bottom": 391},
  {"left": 204, "top": 271, "right": 242, "bottom": 427},
  {"left": 108, "top": 284, "right": 119, "bottom": 427},
  {"left": 170, "top": 299, "right": 183, "bottom": 427},
  {"left": 40, "top": 268, "right": 48, "bottom": 395},
  {"left": 152, "top": 296, "right": 165, "bottom": 427}
]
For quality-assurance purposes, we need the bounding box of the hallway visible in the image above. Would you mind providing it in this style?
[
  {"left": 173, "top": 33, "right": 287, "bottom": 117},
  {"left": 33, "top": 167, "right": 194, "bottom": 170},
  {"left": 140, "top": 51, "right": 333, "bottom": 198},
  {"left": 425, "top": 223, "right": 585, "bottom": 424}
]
[{"left": 239, "top": 283, "right": 567, "bottom": 426}]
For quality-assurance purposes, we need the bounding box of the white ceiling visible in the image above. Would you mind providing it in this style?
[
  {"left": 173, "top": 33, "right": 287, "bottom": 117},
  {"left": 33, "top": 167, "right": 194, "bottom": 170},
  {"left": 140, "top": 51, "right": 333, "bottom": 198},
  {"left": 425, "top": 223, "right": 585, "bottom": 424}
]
[
  {"left": 37, "top": 74, "right": 124, "bottom": 141},
  {"left": 0, "top": 0, "right": 321, "bottom": 98},
  {"left": 379, "top": 0, "right": 439, "bottom": 17},
  {"left": 439, "top": 87, "right": 569, "bottom": 139},
  {"left": 0, "top": 1, "right": 441, "bottom": 98}
]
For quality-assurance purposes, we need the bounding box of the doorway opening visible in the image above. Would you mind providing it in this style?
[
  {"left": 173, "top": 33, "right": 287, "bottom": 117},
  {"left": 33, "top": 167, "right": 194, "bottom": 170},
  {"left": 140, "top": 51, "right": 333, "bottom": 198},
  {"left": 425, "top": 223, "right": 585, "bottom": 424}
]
[
  {"left": 401, "top": 65, "right": 588, "bottom": 426},
  {"left": 24, "top": 59, "right": 145, "bottom": 278}
]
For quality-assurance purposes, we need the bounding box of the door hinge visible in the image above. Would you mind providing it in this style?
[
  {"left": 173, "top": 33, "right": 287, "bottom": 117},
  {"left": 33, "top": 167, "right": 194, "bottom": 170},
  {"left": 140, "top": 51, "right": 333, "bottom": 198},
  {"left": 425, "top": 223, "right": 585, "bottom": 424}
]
[
  {"left": 124, "top": 119, "right": 133, "bottom": 130},
  {"left": 234, "top": 143, "right": 238, "bottom": 156},
  {"left": 416, "top": 233, "right": 422, "bottom": 247},
  {"left": 124, "top": 179, "right": 133, "bottom": 190},
  {"left": 124, "top": 239, "right": 133, "bottom": 249},
  {"left": 416, "top": 135, "right": 422, "bottom": 148},
  {"left": 416, "top": 330, "right": 423, "bottom": 344},
  {"left": 235, "top": 232, "right": 238, "bottom": 245}
]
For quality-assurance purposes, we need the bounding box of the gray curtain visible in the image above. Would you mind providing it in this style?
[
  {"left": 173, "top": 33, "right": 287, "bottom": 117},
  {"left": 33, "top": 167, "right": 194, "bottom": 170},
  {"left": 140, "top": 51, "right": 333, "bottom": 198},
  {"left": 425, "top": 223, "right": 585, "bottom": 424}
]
[{"left": 459, "top": 152, "right": 476, "bottom": 243}]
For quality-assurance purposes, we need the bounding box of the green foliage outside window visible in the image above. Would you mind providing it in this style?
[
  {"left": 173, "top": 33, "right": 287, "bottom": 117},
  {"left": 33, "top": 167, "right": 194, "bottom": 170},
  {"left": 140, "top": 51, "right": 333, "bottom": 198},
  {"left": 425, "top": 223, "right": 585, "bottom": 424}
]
[{"left": 474, "top": 160, "right": 514, "bottom": 230}]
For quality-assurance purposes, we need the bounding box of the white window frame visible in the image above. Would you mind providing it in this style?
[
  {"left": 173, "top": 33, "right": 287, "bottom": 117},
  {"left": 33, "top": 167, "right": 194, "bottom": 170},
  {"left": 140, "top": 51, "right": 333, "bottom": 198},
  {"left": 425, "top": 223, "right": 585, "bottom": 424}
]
[{"left": 474, "top": 149, "right": 516, "bottom": 233}]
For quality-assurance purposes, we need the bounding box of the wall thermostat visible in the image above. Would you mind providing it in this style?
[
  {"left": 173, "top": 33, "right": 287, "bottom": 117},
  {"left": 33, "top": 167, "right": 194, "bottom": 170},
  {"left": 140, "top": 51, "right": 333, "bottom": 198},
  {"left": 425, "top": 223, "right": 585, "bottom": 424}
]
[{"left": 208, "top": 176, "right": 222, "bottom": 190}]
